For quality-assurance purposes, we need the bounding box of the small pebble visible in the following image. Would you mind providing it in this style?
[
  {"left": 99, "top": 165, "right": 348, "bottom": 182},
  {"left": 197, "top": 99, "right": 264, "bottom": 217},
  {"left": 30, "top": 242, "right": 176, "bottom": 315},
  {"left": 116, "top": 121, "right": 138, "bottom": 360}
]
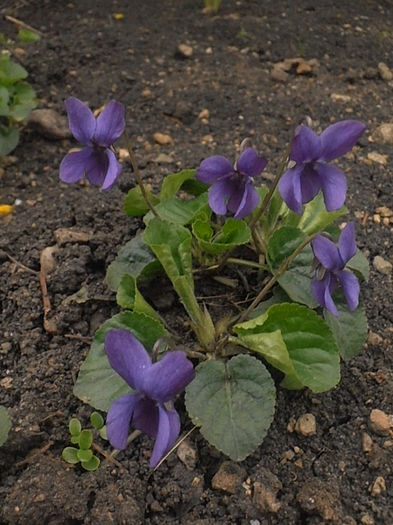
[
  {"left": 361, "top": 514, "right": 374, "bottom": 525},
  {"left": 153, "top": 132, "right": 173, "bottom": 145},
  {"left": 367, "top": 151, "right": 388, "bottom": 165},
  {"left": 211, "top": 461, "right": 246, "bottom": 494},
  {"left": 198, "top": 108, "right": 210, "bottom": 120},
  {"left": 295, "top": 413, "right": 316, "bottom": 437},
  {"left": 371, "top": 476, "right": 386, "bottom": 496},
  {"left": 378, "top": 62, "right": 393, "bottom": 81},
  {"left": 369, "top": 408, "right": 392, "bottom": 436},
  {"left": 373, "top": 255, "right": 392, "bottom": 275},
  {"left": 367, "top": 331, "right": 383, "bottom": 345},
  {"left": 176, "top": 439, "right": 197, "bottom": 471},
  {"left": 362, "top": 432, "right": 373, "bottom": 453},
  {"left": 177, "top": 43, "right": 193, "bottom": 58}
]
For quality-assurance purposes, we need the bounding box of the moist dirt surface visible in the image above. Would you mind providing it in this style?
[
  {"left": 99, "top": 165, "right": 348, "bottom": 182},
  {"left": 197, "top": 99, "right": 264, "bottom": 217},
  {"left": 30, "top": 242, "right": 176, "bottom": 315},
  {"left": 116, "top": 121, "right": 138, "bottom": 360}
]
[{"left": 1, "top": 1, "right": 393, "bottom": 524}]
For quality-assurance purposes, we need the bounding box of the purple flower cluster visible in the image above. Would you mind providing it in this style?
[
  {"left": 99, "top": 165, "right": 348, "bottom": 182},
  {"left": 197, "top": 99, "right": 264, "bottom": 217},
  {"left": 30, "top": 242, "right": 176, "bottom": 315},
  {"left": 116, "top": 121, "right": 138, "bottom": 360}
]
[
  {"left": 311, "top": 223, "right": 359, "bottom": 316},
  {"left": 105, "top": 329, "right": 194, "bottom": 468},
  {"left": 60, "top": 97, "right": 125, "bottom": 190},
  {"left": 196, "top": 146, "right": 267, "bottom": 219}
]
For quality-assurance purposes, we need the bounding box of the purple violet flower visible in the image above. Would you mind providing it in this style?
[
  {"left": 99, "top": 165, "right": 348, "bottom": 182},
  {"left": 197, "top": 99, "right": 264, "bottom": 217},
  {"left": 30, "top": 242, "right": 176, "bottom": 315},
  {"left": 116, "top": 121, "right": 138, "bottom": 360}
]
[
  {"left": 60, "top": 97, "right": 125, "bottom": 191},
  {"left": 311, "top": 223, "right": 360, "bottom": 316},
  {"left": 105, "top": 329, "right": 195, "bottom": 469},
  {"left": 279, "top": 120, "right": 366, "bottom": 214},
  {"left": 196, "top": 146, "right": 267, "bottom": 219}
]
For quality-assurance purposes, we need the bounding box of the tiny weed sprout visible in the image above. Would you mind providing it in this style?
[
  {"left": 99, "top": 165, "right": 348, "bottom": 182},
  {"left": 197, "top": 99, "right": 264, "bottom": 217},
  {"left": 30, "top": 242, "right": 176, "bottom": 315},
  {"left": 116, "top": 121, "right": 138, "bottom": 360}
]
[
  {"left": 60, "top": 100, "right": 369, "bottom": 468},
  {"left": 62, "top": 413, "right": 106, "bottom": 471},
  {"left": 0, "top": 405, "right": 11, "bottom": 447},
  {"left": 0, "top": 29, "right": 39, "bottom": 156}
]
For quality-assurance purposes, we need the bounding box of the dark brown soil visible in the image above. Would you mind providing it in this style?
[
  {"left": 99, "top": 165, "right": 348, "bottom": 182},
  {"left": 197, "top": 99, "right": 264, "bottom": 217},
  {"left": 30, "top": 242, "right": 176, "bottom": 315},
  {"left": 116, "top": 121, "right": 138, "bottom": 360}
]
[{"left": 1, "top": 1, "right": 393, "bottom": 524}]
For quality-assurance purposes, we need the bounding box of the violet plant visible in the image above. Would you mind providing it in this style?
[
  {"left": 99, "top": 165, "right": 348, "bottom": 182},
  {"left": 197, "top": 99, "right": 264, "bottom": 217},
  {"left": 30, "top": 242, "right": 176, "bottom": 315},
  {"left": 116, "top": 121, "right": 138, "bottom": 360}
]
[{"left": 62, "top": 98, "right": 369, "bottom": 467}]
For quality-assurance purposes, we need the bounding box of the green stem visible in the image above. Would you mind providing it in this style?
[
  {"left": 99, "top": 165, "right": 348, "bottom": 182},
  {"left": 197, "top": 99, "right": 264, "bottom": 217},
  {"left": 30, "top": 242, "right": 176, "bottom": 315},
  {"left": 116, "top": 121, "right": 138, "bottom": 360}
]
[
  {"left": 248, "top": 143, "right": 290, "bottom": 231},
  {"left": 234, "top": 234, "right": 316, "bottom": 324},
  {"left": 123, "top": 130, "right": 159, "bottom": 218}
]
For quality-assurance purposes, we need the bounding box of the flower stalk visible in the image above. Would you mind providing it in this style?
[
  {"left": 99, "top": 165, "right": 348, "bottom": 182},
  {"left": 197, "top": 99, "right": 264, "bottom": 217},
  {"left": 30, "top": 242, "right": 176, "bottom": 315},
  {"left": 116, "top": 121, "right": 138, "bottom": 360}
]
[{"left": 123, "top": 129, "right": 159, "bottom": 218}]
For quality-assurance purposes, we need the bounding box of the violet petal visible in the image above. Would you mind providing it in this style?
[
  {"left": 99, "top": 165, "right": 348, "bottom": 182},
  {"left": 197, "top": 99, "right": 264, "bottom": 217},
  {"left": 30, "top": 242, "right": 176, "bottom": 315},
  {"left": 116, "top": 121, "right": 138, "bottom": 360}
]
[
  {"left": 133, "top": 398, "right": 159, "bottom": 438},
  {"left": 59, "top": 148, "right": 92, "bottom": 183},
  {"left": 208, "top": 178, "right": 235, "bottom": 215},
  {"left": 102, "top": 149, "right": 122, "bottom": 191},
  {"left": 316, "top": 162, "right": 347, "bottom": 211},
  {"left": 150, "top": 405, "right": 180, "bottom": 469},
  {"left": 83, "top": 149, "right": 108, "bottom": 186},
  {"left": 65, "top": 97, "right": 96, "bottom": 145},
  {"left": 233, "top": 180, "right": 260, "bottom": 219},
  {"left": 236, "top": 147, "right": 267, "bottom": 178},
  {"left": 106, "top": 393, "right": 139, "bottom": 450},
  {"left": 278, "top": 166, "right": 303, "bottom": 214},
  {"left": 94, "top": 100, "right": 126, "bottom": 147},
  {"left": 312, "top": 235, "right": 342, "bottom": 271},
  {"left": 196, "top": 155, "right": 233, "bottom": 184},
  {"left": 338, "top": 269, "right": 360, "bottom": 311},
  {"left": 105, "top": 329, "right": 151, "bottom": 391},
  {"left": 142, "top": 351, "right": 195, "bottom": 403},
  {"left": 299, "top": 164, "right": 322, "bottom": 203},
  {"left": 312, "top": 274, "right": 338, "bottom": 316},
  {"left": 320, "top": 120, "right": 366, "bottom": 162},
  {"left": 290, "top": 125, "right": 321, "bottom": 164},
  {"left": 338, "top": 223, "right": 357, "bottom": 264}
]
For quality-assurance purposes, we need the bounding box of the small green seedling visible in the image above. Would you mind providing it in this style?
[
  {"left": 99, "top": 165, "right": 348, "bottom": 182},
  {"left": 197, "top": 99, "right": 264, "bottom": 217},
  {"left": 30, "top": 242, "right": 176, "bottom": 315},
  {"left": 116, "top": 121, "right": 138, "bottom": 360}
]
[
  {"left": 0, "top": 405, "right": 11, "bottom": 447},
  {"left": 62, "top": 412, "right": 107, "bottom": 471},
  {"left": 203, "top": 0, "right": 222, "bottom": 14},
  {"left": 0, "top": 29, "right": 39, "bottom": 156}
]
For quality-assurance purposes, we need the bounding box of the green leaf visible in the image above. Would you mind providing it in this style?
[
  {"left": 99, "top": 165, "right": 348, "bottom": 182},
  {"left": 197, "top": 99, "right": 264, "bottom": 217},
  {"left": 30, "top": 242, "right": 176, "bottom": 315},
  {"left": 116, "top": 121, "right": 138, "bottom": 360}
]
[
  {"left": 0, "top": 406, "right": 11, "bottom": 446},
  {"left": 181, "top": 178, "right": 208, "bottom": 196},
  {"left": 0, "top": 125, "right": 19, "bottom": 156},
  {"left": 0, "top": 55, "right": 28, "bottom": 85},
  {"left": 9, "top": 82, "right": 37, "bottom": 121},
  {"left": 71, "top": 435, "right": 80, "bottom": 444},
  {"left": 17, "top": 28, "right": 40, "bottom": 43},
  {"left": 105, "top": 234, "right": 161, "bottom": 291},
  {"left": 116, "top": 274, "right": 160, "bottom": 320},
  {"left": 234, "top": 303, "right": 340, "bottom": 392},
  {"left": 347, "top": 250, "right": 369, "bottom": 282},
  {"left": 185, "top": 355, "right": 275, "bottom": 461},
  {"left": 77, "top": 448, "right": 93, "bottom": 462},
  {"left": 267, "top": 226, "right": 317, "bottom": 308},
  {"left": 144, "top": 193, "right": 209, "bottom": 226},
  {"left": 90, "top": 412, "right": 104, "bottom": 430},
  {"left": 324, "top": 297, "right": 368, "bottom": 360},
  {"left": 73, "top": 312, "right": 166, "bottom": 411},
  {"left": 0, "top": 86, "right": 10, "bottom": 117},
  {"left": 268, "top": 226, "right": 307, "bottom": 266},
  {"left": 192, "top": 218, "right": 251, "bottom": 255},
  {"left": 99, "top": 426, "right": 108, "bottom": 440},
  {"left": 143, "top": 218, "right": 193, "bottom": 288},
  {"left": 249, "top": 287, "right": 290, "bottom": 319},
  {"left": 79, "top": 429, "right": 93, "bottom": 450},
  {"left": 62, "top": 447, "right": 79, "bottom": 464},
  {"left": 123, "top": 186, "right": 159, "bottom": 217},
  {"left": 143, "top": 217, "right": 210, "bottom": 331},
  {"left": 69, "top": 418, "right": 82, "bottom": 436},
  {"left": 160, "top": 169, "right": 196, "bottom": 200},
  {"left": 285, "top": 193, "right": 347, "bottom": 235},
  {"left": 81, "top": 455, "right": 100, "bottom": 471}
]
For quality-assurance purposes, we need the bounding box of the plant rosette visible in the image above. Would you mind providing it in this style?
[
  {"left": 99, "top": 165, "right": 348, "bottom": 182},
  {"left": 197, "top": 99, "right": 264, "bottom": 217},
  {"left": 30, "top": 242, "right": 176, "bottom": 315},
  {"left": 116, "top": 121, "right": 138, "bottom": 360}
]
[{"left": 60, "top": 100, "right": 368, "bottom": 468}]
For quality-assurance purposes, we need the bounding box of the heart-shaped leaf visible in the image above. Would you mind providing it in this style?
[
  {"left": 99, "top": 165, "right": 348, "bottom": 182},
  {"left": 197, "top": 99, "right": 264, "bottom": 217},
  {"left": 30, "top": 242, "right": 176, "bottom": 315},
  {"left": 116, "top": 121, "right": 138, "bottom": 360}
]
[
  {"left": 193, "top": 218, "right": 251, "bottom": 255},
  {"left": 235, "top": 303, "right": 340, "bottom": 392},
  {"left": 105, "top": 234, "right": 161, "bottom": 291},
  {"left": 324, "top": 296, "right": 368, "bottom": 360},
  {"left": 185, "top": 354, "right": 275, "bottom": 461}
]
